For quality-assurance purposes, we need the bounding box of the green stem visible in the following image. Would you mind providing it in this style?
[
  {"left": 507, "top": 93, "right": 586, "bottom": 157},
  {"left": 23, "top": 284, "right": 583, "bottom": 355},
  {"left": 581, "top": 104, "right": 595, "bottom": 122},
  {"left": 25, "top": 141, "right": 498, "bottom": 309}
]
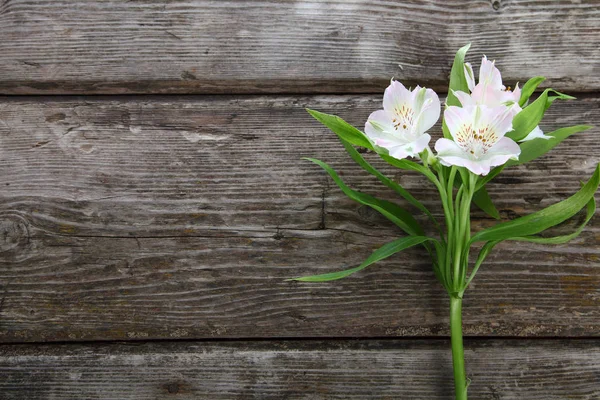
[{"left": 450, "top": 296, "right": 467, "bottom": 400}]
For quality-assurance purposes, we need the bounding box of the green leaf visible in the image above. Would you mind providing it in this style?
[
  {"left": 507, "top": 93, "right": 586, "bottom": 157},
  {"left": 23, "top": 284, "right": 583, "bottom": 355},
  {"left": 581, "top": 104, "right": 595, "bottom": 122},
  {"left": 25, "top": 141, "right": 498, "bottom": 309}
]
[
  {"left": 340, "top": 140, "right": 437, "bottom": 224},
  {"left": 546, "top": 92, "right": 576, "bottom": 110},
  {"left": 509, "top": 125, "right": 592, "bottom": 166},
  {"left": 306, "top": 109, "right": 373, "bottom": 150},
  {"left": 507, "top": 89, "right": 575, "bottom": 142},
  {"left": 446, "top": 43, "right": 471, "bottom": 107},
  {"left": 460, "top": 240, "right": 500, "bottom": 294},
  {"left": 463, "top": 188, "right": 596, "bottom": 294},
  {"left": 518, "top": 76, "right": 545, "bottom": 107},
  {"left": 290, "top": 236, "right": 433, "bottom": 281},
  {"left": 305, "top": 158, "right": 424, "bottom": 236},
  {"left": 472, "top": 186, "right": 501, "bottom": 220},
  {"left": 471, "top": 164, "right": 600, "bottom": 243},
  {"left": 507, "top": 194, "right": 595, "bottom": 245}
]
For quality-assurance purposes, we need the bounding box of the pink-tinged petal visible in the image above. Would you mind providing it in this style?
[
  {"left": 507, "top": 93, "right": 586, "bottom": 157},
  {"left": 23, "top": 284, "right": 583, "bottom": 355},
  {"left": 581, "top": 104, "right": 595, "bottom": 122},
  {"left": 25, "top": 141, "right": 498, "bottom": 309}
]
[
  {"left": 484, "top": 137, "right": 521, "bottom": 158},
  {"left": 434, "top": 138, "right": 483, "bottom": 170},
  {"left": 383, "top": 80, "right": 412, "bottom": 114},
  {"left": 443, "top": 106, "right": 474, "bottom": 142},
  {"left": 478, "top": 154, "right": 515, "bottom": 173},
  {"left": 365, "top": 110, "right": 397, "bottom": 144},
  {"left": 434, "top": 137, "right": 464, "bottom": 157},
  {"left": 520, "top": 126, "right": 551, "bottom": 142},
  {"left": 439, "top": 153, "right": 488, "bottom": 174},
  {"left": 474, "top": 137, "right": 520, "bottom": 173},
  {"left": 411, "top": 133, "right": 431, "bottom": 154},
  {"left": 479, "top": 55, "right": 504, "bottom": 91},
  {"left": 478, "top": 105, "right": 514, "bottom": 139},
  {"left": 388, "top": 145, "right": 411, "bottom": 160},
  {"left": 365, "top": 110, "right": 393, "bottom": 132},
  {"left": 437, "top": 148, "right": 494, "bottom": 175},
  {"left": 413, "top": 89, "right": 441, "bottom": 133},
  {"left": 471, "top": 84, "right": 510, "bottom": 106},
  {"left": 464, "top": 62, "right": 475, "bottom": 92},
  {"left": 465, "top": 159, "right": 493, "bottom": 175},
  {"left": 365, "top": 126, "right": 398, "bottom": 148},
  {"left": 453, "top": 90, "right": 476, "bottom": 107},
  {"left": 507, "top": 83, "right": 521, "bottom": 104},
  {"left": 388, "top": 133, "right": 431, "bottom": 160}
]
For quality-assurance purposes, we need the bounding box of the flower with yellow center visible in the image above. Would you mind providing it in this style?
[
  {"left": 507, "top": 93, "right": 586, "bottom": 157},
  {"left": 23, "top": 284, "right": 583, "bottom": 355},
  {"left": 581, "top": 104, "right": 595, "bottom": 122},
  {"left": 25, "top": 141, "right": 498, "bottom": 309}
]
[
  {"left": 365, "top": 80, "right": 440, "bottom": 160},
  {"left": 435, "top": 105, "right": 521, "bottom": 175},
  {"left": 456, "top": 56, "right": 548, "bottom": 142}
]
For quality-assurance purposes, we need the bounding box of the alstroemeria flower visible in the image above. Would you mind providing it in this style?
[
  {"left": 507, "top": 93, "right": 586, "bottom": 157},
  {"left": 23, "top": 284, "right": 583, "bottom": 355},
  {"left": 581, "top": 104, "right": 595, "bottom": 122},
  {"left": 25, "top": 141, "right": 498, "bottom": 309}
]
[
  {"left": 435, "top": 105, "right": 521, "bottom": 175},
  {"left": 365, "top": 80, "right": 440, "bottom": 160},
  {"left": 455, "top": 56, "right": 548, "bottom": 142}
]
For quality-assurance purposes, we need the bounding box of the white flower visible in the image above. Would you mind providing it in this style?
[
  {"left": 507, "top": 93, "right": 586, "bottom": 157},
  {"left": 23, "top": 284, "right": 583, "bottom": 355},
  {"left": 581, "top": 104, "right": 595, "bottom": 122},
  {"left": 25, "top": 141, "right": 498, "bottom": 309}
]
[
  {"left": 365, "top": 80, "right": 440, "bottom": 160},
  {"left": 456, "top": 56, "right": 549, "bottom": 142},
  {"left": 435, "top": 105, "right": 521, "bottom": 176}
]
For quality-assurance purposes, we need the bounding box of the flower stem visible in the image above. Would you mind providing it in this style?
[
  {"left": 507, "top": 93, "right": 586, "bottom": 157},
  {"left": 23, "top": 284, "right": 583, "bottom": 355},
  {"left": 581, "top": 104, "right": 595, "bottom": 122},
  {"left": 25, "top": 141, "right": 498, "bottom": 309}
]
[{"left": 450, "top": 296, "right": 467, "bottom": 400}]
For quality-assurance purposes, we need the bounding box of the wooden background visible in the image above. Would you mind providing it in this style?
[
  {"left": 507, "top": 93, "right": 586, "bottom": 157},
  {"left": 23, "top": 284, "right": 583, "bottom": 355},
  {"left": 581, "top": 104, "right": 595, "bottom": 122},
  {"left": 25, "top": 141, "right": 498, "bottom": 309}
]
[{"left": 1, "top": 1, "right": 599, "bottom": 398}]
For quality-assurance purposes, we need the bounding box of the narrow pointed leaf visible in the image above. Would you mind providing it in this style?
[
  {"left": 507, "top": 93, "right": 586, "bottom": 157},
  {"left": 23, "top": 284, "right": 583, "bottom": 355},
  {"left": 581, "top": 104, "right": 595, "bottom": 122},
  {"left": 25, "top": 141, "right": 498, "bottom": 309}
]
[
  {"left": 518, "top": 76, "right": 545, "bottom": 107},
  {"left": 507, "top": 194, "right": 595, "bottom": 245},
  {"left": 472, "top": 186, "right": 501, "bottom": 219},
  {"left": 291, "top": 236, "right": 433, "bottom": 281},
  {"left": 305, "top": 158, "right": 424, "bottom": 236},
  {"left": 461, "top": 240, "right": 500, "bottom": 294},
  {"left": 446, "top": 43, "right": 471, "bottom": 107},
  {"left": 306, "top": 109, "right": 373, "bottom": 149},
  {"left": 471, "top": 164, "right": 600, "bottom": 243},
  {"left": 340, "top": 140, "right": 437, "bottom": 224},
  {"left": 509, "top": 125, "right": 592, "bottom": 166}
]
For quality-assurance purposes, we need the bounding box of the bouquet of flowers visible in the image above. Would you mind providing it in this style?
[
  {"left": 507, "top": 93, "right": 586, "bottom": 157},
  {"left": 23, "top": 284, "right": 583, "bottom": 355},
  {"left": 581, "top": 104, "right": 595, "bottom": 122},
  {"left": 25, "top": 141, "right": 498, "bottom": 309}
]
[{"left": 293, "top": 44, "right": 598, "bottom": 399}]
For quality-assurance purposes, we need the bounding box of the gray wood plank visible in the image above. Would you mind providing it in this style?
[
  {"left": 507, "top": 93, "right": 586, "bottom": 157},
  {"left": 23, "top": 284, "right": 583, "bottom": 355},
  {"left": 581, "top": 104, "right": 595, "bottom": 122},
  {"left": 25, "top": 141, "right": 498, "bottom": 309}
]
[
  {"left": 0, "top": 0, "right": 599, "bottom": 94},
  {"left": 1, "top": 339, "right": 599, "bottom": 399},
  {"left": 0, "top": 94, "right": 599, "bottom": 342}
]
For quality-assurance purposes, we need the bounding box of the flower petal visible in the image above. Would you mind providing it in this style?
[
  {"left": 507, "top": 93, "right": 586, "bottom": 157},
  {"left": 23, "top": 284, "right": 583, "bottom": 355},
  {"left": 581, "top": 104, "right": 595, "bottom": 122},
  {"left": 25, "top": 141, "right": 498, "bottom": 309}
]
[
  {"left": 484, "top": 136, "right": 521, "bottom": 159},
  {"left": 453, "top": 90, "right": 476, "bottom": 107},
  {"left": 388, "top": 145, "right": 411, "bottom": 160},
  {"left": 411, "top": 133, "right": 432, "bottom": 154},
  {"left": 470, "top": 83, "right": 513, "bottom": 107},
  {"left": 434, "top": 137, "right": 464, "bottom": 157},
  {"left": 464, "top": 62, "right": 475, "bottom": 92},
  {"left": 477, "top": 137, "right": 521, "bottom": 172},
  {"left": 383, "top": 80, "right": 412, "bottom": 114},
  {"left": 413, "top": 88, "right": 441, "bottom": 133},
  {"left": 519, "top": 126, "right": 551, "bottom": 142},
  {"left": 434, "top": 137, "right": 477, "bottom": 168},
  {"left": 388, "top": 133, "right": 431, "bottom": 160},
  {"left": 365, "top": 110, "right": 397, "bottom": 146},
  {"left": 443, "top": 106, "right": 475, "bottom": 142},
  {"left": 507, "top": 83, "right": 521, "bottom": 104},
  {"left": 476, "top": 105, "right": 514, "bottom": 140},
  {"left": 479, "top": 55, "right": 504, "bottom": 91},
  {"left": 435, "top": 137, "right": 491, "bottom": 174}
]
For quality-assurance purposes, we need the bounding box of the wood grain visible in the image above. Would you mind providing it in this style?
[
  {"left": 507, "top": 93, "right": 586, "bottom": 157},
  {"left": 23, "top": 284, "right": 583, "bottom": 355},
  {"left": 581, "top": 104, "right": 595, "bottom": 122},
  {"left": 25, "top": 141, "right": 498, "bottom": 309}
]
[
  {"left": 0, "top": 94, "right": 599, "bottom": 342},
  {"left": 1, "top": 339, "right": 600, "bottom": 399},
  {"left": 0, "top": 0, "right": 599, "bottom": 94}
]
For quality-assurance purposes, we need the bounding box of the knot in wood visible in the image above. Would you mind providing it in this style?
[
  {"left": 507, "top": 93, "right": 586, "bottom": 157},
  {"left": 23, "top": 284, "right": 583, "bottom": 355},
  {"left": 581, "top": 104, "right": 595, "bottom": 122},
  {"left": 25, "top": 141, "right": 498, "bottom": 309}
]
[{"left": 0, "top": 214, "right": 29, "bottom": 252}]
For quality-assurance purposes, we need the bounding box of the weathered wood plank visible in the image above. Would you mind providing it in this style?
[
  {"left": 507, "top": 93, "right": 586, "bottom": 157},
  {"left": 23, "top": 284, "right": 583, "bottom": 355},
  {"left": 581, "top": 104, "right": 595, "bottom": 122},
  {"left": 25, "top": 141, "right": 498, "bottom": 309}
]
[
  {"left": 0, "top": 95, "right": 599, "bottom": 342},
  {"left": 1, "top": 0, "right": 599, "bottom": 94},
  {"left": 1, "top": 339, "right": 599, "bottom": 399}
]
